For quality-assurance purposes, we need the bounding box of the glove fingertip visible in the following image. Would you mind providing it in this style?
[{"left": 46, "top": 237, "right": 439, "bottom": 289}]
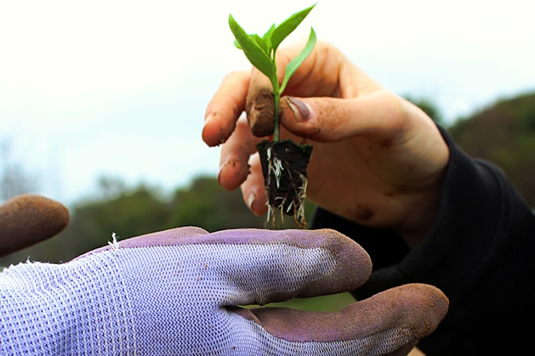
[
  {"left": 297, "top": 228, "right": 373, "bottom": 297},
  {"left": 0, "top": 194, "right": 70, "bottom": 256}
]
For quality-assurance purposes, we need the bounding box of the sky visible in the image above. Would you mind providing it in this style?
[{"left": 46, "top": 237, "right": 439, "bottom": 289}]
[{"left": 1, "top": 0, "right": 534, "bottom": 206}]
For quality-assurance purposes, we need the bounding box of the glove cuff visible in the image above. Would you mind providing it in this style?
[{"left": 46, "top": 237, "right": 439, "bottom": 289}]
[{"left": 0, "top": 254, "right": 136, "bottom": 355}]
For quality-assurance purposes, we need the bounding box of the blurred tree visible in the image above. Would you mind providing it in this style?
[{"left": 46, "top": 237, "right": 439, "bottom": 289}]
[
  {"left": 449, "top": 91, "right": 535, "bottom": 207},
  {"left": 0, "top": 138, "right": 38, "bottom": 202},
  {"left": 94, "top": 176, "right": 128, "bottom": 200},
  {"left": 0, "top": 177, "right": 170, "bottom": 265},
  {"left": 167, "top": 176, "right": 316, "bottom": 231},
  {"left": 0, "top": 173, "right": 318, "bottom": 267},
  {"left": 168, "top": 176, "right": 264, "bottom": 231},
  {"left": 405, "top": 95, "right": 444, "bottom": 126},
  {"left": 65, "top": 181, "right": 171, "bottom": 254}
]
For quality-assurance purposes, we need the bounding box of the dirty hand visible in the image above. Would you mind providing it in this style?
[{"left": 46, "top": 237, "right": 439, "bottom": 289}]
[
  {"left": 203, "top": 41, "right": 449, "bottom": 242},
  {"left": 1, "top": 227, "right": 448, "bottom": 355},
  {"left": 0, "top": 194, "right": 70, "bottom": 257}
]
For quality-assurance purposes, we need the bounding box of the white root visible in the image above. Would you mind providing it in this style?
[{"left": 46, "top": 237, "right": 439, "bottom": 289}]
[{"left": 265, "top": 163, "right": 308, "bottom": 228}]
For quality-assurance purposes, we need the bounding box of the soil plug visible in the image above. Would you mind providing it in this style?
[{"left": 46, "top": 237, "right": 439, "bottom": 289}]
[{"left": 229, "top": 4, "right": 316, "bottom": 227}]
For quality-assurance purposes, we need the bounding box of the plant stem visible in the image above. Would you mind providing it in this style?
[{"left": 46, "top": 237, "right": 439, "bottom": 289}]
[
  {"left": 273, "top": 90, "right": 280, "bottom": 142},
  {"left": 271, "top": 52, "right": 281, "bottom": 142}
]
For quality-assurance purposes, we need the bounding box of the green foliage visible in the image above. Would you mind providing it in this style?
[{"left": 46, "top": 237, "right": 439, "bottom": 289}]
[
  {"left": 0, "top": 175, "right": 315, "bottom": 266},
  {"left": 229, "top": 4, "right": 317, "bottom": 141},
  {"left": 245, "top": 291, "right": 355, "bottom": 312},
  {"left": 405, "top": 95, "right": 444, "bottom": 126},
  {"left": 270, "top": 6, "right": 314, "bottom": 51},
  {"left": 280, "top": 27, "right": 316, "bottom": 93},
  {"left": 449, "top": 90, "right": 535, "bottom": 207},
  {"left": 229, "top": 14, "right": 275, "bottom": 81},
  {"left": 0, "top": 179, "right": 173, "bottom": 266},
  {"left": 167, "top": 177, "right": 265, "bottom": 232}
]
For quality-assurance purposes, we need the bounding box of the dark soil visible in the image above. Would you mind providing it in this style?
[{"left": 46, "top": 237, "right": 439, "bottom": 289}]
[
  {"left": 246, "top": 88, "right": 275, "bottom": 137},
  {"left": 257, "top": 139, "right": 313, "bottom": 227}
]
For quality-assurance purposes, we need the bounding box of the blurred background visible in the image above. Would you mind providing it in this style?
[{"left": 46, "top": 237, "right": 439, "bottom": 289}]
[{"left": 1, "top": 0, "right": 534, "bottom": 312}]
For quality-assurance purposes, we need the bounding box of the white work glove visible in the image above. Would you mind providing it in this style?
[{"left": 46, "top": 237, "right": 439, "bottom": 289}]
[{"left": 1, "top": 225, "right": 448, "bottom": 355}]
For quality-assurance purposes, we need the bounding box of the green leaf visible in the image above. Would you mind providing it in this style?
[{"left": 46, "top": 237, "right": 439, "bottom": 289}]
[
  {"left": 229, "top": 14, "right": 275, "bottom": 79},
  {"left": 233, "top": 38, "right": 242, "bottom": 49},
  {"left": 263, "top": 23, "right": 276, "bottom": 53},
  {"left": 234, "top": 34, "right": 268, "bottom": 53},
  {"left": 280, "top": 27, "right": 316, "bottom": 93},
  {"left": 252, "top": 34, "right": 269, "bottom": 54},
  {"left": 271, "top": 3, "right": 316, "bottom": 52}
]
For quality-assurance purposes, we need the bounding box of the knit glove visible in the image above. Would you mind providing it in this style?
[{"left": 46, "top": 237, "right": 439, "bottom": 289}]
[{"left": 1, "top": 226, "right": 448, "bottom": 355}]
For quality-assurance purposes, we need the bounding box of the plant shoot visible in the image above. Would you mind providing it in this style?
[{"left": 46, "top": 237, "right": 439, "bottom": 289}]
[
  {"left": 228, "top": 5, "right": 317, "bottom": 227},
  {"left": 229, "top": 4, "right": 316, "bottom": 141}
]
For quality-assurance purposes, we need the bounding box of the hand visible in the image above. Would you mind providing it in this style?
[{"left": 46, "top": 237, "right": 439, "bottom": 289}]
[
  {"left": 1, "top": 227, "right": 448, "bottom": 355},
  {"left": 0, "top": 194, "right": 70, "bottom": 257},
  {"left": 203, "top": 41, "right": 449, "bottom": 243}
]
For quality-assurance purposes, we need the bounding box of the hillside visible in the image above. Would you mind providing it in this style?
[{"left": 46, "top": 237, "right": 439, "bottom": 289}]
[{"left": 449, "top": 91, "right": 535, "bottom": 207}]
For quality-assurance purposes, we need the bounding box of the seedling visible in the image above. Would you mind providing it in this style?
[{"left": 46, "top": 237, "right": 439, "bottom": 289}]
[{"left": 229, "top": 4, "right": 316, "bottom": 227}]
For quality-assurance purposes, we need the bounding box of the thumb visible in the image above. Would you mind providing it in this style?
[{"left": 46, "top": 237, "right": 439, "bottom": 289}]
[
  {"left": 245, "top": 68, "right": 275, "bottom": 137},
  {"left": 235, "top": 283, "right": 448, "bottom": 355},
  {"left": 279, "top": 91, "right": 405, "bottom": 143}
]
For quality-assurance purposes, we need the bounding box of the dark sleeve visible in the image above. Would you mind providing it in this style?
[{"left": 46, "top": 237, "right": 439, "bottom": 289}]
[{"left": 311, "top": 126, "right": 535, "bottom": 355}]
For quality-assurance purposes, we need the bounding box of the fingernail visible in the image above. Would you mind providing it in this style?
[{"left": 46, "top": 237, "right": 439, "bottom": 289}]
[
  {"left": 247, "top": 193, "right": 256, "bottom": 210},
  {"left": 218, "top": 160, "right": 227, "bottom": 183},
  {"left": 285, "top": 96, "right": 311, "bottom": 121},
  {"left": 202, "top": 113, "right": 221, "bottom": 147},
  {"left": 204, "top": 111, "right": 212, "bottom": 123},
  {"left": 203, "top": 112, "right": 214, "bottom": 131}
]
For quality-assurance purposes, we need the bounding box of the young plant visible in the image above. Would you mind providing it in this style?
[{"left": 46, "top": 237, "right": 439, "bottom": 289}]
[
  {"left": 229, "top": 5, "right": 317, "bottom": 227},
  {"left": 229, "top": 4, "right": 316, "bottom": 142}
]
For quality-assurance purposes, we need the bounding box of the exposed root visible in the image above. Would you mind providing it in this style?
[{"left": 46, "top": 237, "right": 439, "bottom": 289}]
[
  {"left": 266, "top": 147, "right": 284, "bottom": 189},
  {"left": 258, "top": 139, "right": 312, "bottom": 229},
  {"left": 265, "top": 171, "right": 308, "bottom": 228}
]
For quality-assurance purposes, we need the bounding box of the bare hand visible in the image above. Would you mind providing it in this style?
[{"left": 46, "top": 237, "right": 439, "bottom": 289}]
[{"left": 203, "top": 41, "right": 449, "bottom": 242}]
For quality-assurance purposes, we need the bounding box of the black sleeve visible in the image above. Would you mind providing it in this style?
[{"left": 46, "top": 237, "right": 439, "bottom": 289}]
[{"left": 311, "top": 126, "right": 535, "bottom": 355}]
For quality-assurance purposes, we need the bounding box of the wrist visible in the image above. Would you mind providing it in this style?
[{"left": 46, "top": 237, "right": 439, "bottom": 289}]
[
  {"left": 397, "top": 186, "right": 443, "bottom": 248},
  {"left": 0, "top": 256, "right": 135, "bottom": 354}
]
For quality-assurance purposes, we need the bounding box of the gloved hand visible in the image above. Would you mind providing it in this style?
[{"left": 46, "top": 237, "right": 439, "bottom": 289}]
[
  {"left": 1, "top": 226, "right": 448, "bottom": 355},
  {"left": 0, "top": 194, "right": 70, "bottom": 257}
]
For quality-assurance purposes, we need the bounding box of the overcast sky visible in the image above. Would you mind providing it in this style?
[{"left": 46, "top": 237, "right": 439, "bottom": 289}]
[{"left": 1, "top": 0, "right": 534, "bottom": 205}]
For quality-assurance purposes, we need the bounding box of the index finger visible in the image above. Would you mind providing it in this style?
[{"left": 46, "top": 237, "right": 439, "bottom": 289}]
[{"left": 203, "top": 70, "right": 250, "bottom": 147}]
